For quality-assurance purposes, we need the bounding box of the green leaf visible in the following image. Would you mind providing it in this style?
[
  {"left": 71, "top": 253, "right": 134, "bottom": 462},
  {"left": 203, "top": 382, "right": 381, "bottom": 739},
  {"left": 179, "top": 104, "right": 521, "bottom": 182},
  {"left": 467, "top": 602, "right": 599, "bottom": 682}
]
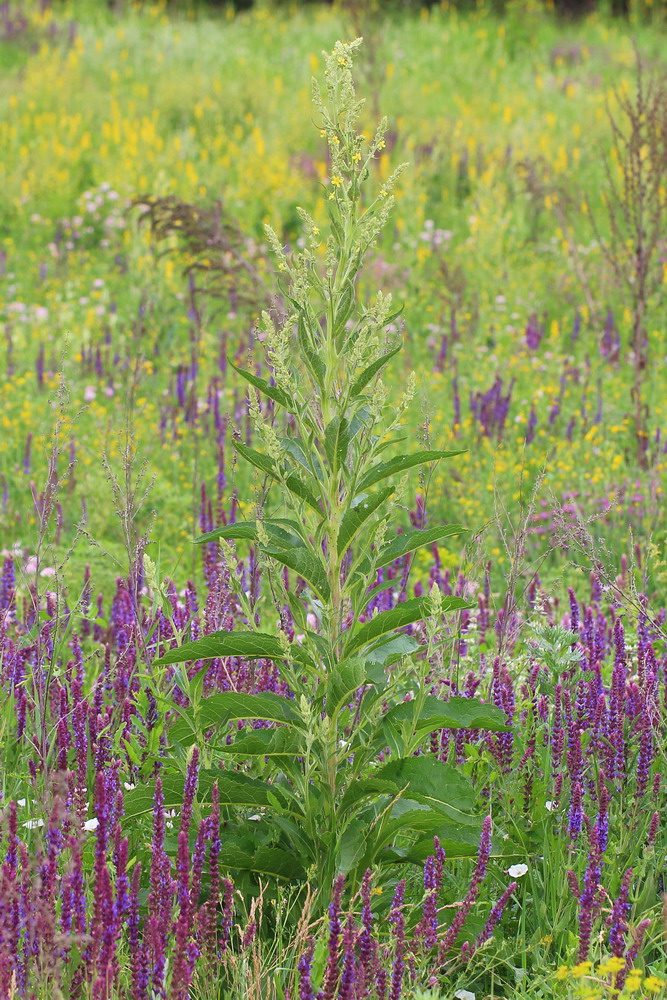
[
  {"left": 194, "top": 520, "right": 301, "bottom": 548},
  {"left": 260, "top": 545, "right": 330, "bottom": 601},
  {"left": 233, "top": 441, "right": 322, "bottom": 515},
  {"left": 324, "top": 416, "right": 350, "bottom": 472},
  {"left": 123, "top": 770, "right": 273, "bottom": 821},
  {"left": 282, "top": 437, "right": 324, "bottom": 481},
  {"left": 337, "top": 487, "right": 393, "bottom": 556},
  {"left": 383, "top": 695, "right": 510, "bottom": 733},
  {"left": 215, "top": 727, "right": 302, "bottom": 756},
  {"left": 154, "top": 630, "right": 287, "bottom": 667},
  {"left": 357, "top": 449, "right": 465, "bottom": 492},
  {"left": 333, "top": 281, "right": 355, "bottom": 338},
  {"left": 169, "top": 691, "right": 302, "bottom": 746},
  {"left": 326, "top": 659, "right": 366, "bottom": 717},
  {"left": 219, "top": 844, "right": 305, "bottom": 880},
  {"left": 374, "top": 755, "right": 476, "bottom": 823},
  {"left": 338, "top": 818, "right": 368, "bottom": 874},
  {"left": 379, "top": 823, "right": 483, "bottom": 864},
  {"left": 350, "top": 345, "right": 401, "bottom": 396},
  {"left": 375, "top": 524, "right": 468, "bottom": 568},
  {"left": 228, "top": 359, "right": 294, "bottom": 411},
  {"left": 344, "top": 596, "right": 471, "bottom": 656},
  {"left": 364, "top": 634, "right": 420, "bottom": 666},
  {"left": 233, "top": 439, "right": 277, "bottom": 478},
  {"left": 339, "top": 776, "right": 398, "bottom": 817},
  {"left": 286, "top": 590, "right": 307, "bottom": 630},
  {"left": 297, "top": 313, "right": 325, "bottom": 388},
  {"left": 198, "top": 691, "right": 302, "bottom": 726}
]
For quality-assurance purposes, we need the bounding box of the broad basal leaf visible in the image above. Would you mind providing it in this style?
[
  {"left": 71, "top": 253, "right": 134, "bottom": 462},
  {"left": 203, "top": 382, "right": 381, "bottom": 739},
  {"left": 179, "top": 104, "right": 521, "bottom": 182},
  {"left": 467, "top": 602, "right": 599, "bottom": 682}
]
[
  {"left": 374, "top": 755, "right": 477, "bottom": 823},
  {"left": 124, "top": 770, "right": 273, "bottom": 821},
  {"left": 219, "top": 844, "right": 305, "bottom": 880},
  {"left": 383, "top": 695, "right": 510, "bottom": 733}
]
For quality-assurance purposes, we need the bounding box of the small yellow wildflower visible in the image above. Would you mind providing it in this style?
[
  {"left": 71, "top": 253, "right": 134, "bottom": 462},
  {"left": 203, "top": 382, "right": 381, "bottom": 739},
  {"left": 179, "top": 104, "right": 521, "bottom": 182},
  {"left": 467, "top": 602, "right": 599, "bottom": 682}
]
[
  {"left": 555, "top": 965, "right": 570, "bottom": 981},
  {"left": 598, "top": 956, "right": 625, "bottom": 975},
  {"left": 644, "top": 976, "right": 666, "bottom": 993},
  {"left": 572, "top": 962, "right": 593, "bottom": 979},
  {"left": 330, "top": 175, "right": 343, "bottom": 187},
  {"left": 625, "top": 975, "right": 643, "bottom": 992}
]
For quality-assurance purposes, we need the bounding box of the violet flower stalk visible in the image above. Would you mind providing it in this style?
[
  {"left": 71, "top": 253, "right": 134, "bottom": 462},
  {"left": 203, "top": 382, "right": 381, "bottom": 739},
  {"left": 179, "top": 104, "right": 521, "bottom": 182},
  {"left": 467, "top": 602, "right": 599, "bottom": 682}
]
[
  {"left": 577, "top": 825, "right": 602, "bottom": 961},
  {"left": 389, "top": 879, "right": 406, "bottom": 1000},
  {"left": 298, "top": 939, "right": 316, "bottom": 1000},
  {"left": 616, "top": 918, "right": 651, "bottom": 991},
  {"left": 180, "top": 746, "right": 200, "bottom": 838},
  {"left": 438, "top": 816, "right": 492, "bottom": 962},
  {"left": 320, "top": 873, "right": 345, "bottom": 1000},
  {"left": 474, "top": 882, "right": 517, "bottom": 950},
  {"left": 419, "top": 836, "right": 446, "bottom": 950},
  {"left": 339, "top": 913, "right": 356, "bottom": 1000},
  {"left": 357, "top": 868, "right": 374, "bottom": 996},
  {"left": 608, "top": 867, "right": 633, "bottom": 958}
]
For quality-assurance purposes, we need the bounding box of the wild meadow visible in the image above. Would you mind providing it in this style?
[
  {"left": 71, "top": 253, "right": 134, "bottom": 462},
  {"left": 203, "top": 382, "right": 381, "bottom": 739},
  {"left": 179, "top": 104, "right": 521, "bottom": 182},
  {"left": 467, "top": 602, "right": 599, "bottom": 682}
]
[{"left": 1, "top": 1, "right": 667, "bottom": 998}]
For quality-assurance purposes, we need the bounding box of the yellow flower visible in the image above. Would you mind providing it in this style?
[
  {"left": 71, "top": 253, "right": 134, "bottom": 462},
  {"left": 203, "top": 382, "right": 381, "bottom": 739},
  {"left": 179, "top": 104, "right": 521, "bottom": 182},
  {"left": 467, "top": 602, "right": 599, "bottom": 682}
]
[
  {"left": 625, "top": 975, "right": 643, "bottom": 992},
  {"left": 572, "top": 962, "right": 593, "bottom": 979},
  {"left": 556, "top": 965, "right": 570, "bottom": 981},
  {"left": 330, "top": 175, "right": 343, "bottom": 187},
  {"left": 644, "top": 976, "right": 666, "bottom": 993},
  {"left": 598, "top": 956, "right": 625, "bottom": 975}
]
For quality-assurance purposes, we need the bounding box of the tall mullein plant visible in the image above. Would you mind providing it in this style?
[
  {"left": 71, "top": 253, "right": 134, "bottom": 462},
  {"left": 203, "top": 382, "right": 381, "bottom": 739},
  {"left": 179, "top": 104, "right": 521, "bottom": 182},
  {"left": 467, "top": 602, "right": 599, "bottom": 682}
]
[{"left": 155, "top": 40, "right": 506, "bottom": 903}]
